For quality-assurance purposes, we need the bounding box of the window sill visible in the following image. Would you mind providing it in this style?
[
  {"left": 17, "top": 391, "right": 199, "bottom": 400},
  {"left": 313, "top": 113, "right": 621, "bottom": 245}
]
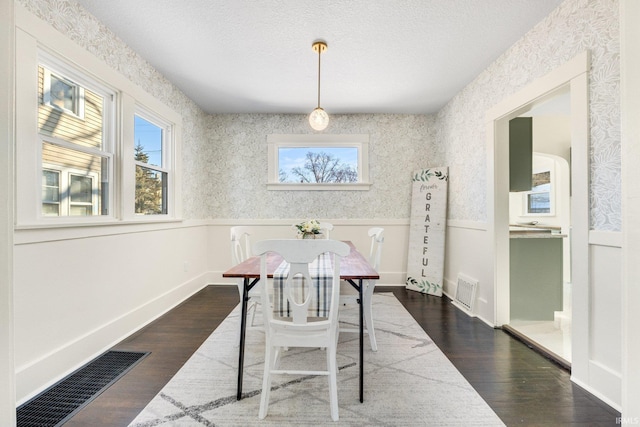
[{"left": 267, "top": 182, "right": 371, "bottom": 191}]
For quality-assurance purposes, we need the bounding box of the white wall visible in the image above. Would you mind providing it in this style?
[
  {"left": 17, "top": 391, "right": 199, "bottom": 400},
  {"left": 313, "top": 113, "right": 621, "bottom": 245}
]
[
  {"left": 0, "top": 0, "right": 15, "bottom": 423},
  {"left": 621, "top": 0, "right": 640, "bottom": 419},
  {"left": 13, "top": 223, "right": 211, "bottom": 402},
  {"left": 443, "top": 221, "right": 494, "bottom": 324},
  {"left": 581, "top": 233, "right": 622, "bottom": 407}
]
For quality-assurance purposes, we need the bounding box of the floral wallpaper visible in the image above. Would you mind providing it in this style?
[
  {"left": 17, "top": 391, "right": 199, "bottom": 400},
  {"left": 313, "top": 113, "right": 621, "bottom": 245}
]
[
  {"left": 435, "top": 0, "right": 621, "bottom": 231},
  {"left": 20, "top": 0, "right": 621, "bottom": 230},
  {"left": 197, "top": 113, "right": 437, "bottom": 219}
]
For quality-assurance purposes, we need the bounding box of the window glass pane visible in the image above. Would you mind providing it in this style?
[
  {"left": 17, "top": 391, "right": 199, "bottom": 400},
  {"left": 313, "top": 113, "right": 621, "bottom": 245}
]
[
  {"left": 278, "top": 147, "right": 358, "bottom": 183},
  {"left": 42, "top": 204, "right": 60, "bottom": 216},
  {"left": 528, "top": 192, "right": 551, "bottom": 213},
  {"left": 531, "top": 171, "right": 550, "bottom": 192},
  {"left": 39, "top": 67, "right": 102, "bottom": 150},
  {"left": 50, "top": 74, "right": 77, "bottom": 112},
  {"left": 70, "top": 175, "right": 93, "bottom": 203},
  {"left": 135, "top": 165, "right": 167, "bottom": 215},
  {"left": 42, "top": 169, "right": 60, "bottom": 216},
  {"left": 134, "top": 115, "right": 163, "bottom": 167},
  {"left": 69, "top": 205, "right": 93, "bottom": 216},
  {"left": 42, "top": 170, "right": 59, "bottom": 202},
  {"left": 42, "top": 142, "right": 107, "bottom": 217}
]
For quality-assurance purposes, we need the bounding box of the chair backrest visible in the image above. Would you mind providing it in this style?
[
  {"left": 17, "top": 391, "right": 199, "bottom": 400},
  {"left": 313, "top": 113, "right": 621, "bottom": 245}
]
[
  {"left": 318, "top": 222, "right": 334, "bottom": 239},
  {"left": 367, "top": 227, "right": 385, "bottom": 271},
  {"left": 253, "top": 239, "right": 350, "bottom": 326},
  {"left": 230, "top": 226, "right": 252, "bottom": 265}
]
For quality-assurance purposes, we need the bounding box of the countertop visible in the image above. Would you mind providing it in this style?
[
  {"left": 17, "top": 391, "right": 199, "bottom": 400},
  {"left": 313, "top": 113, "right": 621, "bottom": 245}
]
[{"left": 509, "top": 225, "right": 566, "bottom": 238}]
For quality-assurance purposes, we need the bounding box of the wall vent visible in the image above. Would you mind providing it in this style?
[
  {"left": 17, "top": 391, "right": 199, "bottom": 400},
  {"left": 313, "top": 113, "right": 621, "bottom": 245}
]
[{"left": 452, "top": 273, "right": 478, "bottom": 316}]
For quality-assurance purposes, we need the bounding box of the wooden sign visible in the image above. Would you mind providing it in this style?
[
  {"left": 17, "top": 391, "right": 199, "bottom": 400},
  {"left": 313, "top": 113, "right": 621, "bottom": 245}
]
[{"left": 405, "top": 167, "right": 449, "bottom": 296}]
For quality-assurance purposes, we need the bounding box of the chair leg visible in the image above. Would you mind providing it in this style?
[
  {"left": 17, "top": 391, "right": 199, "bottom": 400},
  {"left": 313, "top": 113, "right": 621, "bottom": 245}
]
[
  {"left": 259, "top": 344, "right": 276, "bottom": 419},
  {"left": 327, "top": 345, "right": 339, "bottom": 421},
  {"left": 363, "top": 282, "right": 377, "bottom": 352},
  {"left": 248, "top": 300, "right": 257, "bottom": 326}
]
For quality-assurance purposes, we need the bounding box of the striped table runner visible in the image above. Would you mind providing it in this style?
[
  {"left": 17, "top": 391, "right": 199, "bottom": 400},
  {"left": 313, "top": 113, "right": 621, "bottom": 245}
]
[{"left": 273, "top": 252, "right": 334, "bottom": 318}]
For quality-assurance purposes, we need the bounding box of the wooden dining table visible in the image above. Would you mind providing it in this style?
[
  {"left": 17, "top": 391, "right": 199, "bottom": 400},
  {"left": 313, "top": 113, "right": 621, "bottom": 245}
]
[{"left": 222, "top": 240, "right": 379, "bottom": 403}]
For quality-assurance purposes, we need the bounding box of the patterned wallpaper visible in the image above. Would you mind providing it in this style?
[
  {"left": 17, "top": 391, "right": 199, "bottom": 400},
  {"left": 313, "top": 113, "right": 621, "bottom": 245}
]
[
  {"left": 20, "top": 0, "right": 621, "bottom": 230},
  {"left": 197, "top": 113, "right": 437, "bottom": 219},
  {"left": 435, "top": 0, "right": 621, "bottom": 230}
]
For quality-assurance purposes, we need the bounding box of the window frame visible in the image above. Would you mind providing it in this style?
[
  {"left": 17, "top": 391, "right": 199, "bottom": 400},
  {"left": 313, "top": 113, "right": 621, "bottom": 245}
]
[
  {"left": 133, "top": 107, "right": 173, "bottom": 216},
  {"left": 36, "top": 51, "right": 116, "bottom": 222},
  {"left": 15, "top": 21, "right": 182, "bottom": 229},
  {"left": 522, "top": 167, "right": 555, "bottom": 217},
  {"left": 267, "top": 134, "right": 370, "bottom": 191}
]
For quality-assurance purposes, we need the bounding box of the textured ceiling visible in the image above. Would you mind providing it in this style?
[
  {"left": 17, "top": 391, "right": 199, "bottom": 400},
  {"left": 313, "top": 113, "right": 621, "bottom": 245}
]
[{"left": 74, "top": 0, "right": 564, "bottom": 115}]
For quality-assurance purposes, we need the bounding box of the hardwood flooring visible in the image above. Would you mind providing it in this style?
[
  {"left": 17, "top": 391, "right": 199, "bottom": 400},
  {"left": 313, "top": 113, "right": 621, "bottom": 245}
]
[{"left": 63, "top": 285, "right": 620, "bottom": 426}]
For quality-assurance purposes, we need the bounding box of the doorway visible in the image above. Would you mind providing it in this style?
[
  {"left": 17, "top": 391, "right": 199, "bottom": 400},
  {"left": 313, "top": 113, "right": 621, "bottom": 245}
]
[
  {"left": 506, "top": 93, "right": 572, "bottom": 364},
  {"left": 487, "top": 52, "right": 590, "bottom": 378}
]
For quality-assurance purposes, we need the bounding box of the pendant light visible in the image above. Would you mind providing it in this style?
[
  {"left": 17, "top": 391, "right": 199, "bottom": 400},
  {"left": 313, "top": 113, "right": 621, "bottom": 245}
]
[{"left": 309, "top": 40, "right": 329, "bottom": 131}]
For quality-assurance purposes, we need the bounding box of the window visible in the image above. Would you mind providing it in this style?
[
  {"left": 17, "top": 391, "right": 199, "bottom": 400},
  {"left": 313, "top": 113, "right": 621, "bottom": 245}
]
[
  {"left": 42, "top": 69, "right": 85, "bottom": 118},
  {"left": 524, "top": 170, "right": 553, "bottom": 215},
  {"left": 267, "top": 134, "right": 370, "bottom": 190},
  {"left": 38, "top": 55, "right": 113, "bottom": 218},
  {"left": 134, "top": 112, "right": 171, "bottom": 215},
  {"left": 16, "top": 29, "right": 181, "bottom": 227},
  {"left": 42, "top": 161, "right": 100, "bottom": 216}
]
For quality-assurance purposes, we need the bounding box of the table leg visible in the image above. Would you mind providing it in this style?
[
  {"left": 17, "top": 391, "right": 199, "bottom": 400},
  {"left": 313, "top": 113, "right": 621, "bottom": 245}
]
[
  {"left": 359, "top": 278, "right": 364, "bottom": 403},
  {"left": 237, "top": 277, "right": 249, "bottom": 400}
]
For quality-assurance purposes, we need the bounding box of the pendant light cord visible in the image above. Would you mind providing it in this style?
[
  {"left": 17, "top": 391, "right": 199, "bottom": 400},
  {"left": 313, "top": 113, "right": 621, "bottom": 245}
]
[{"left": 316, "top": 46, "right": 322, "bottom": 109}]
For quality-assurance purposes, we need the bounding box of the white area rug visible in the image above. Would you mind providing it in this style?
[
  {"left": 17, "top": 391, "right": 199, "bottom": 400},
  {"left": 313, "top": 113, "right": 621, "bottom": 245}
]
[{"left": 129, "top": 293, "right": 505, "bottom": 426}]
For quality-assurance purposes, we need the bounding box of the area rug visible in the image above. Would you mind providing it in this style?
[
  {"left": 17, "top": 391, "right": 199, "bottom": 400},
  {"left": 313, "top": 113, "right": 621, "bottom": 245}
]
[{"left": 129, "top": 293, "right": 505, "bottom": 426}]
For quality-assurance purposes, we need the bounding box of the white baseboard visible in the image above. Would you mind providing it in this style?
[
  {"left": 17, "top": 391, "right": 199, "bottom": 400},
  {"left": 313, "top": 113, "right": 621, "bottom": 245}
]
[
  {"left": 571, "top": 361, "right": 622, "bottom": 412},
  {"left": 15, "top": 273, "right": 209, "bottom": 404}
]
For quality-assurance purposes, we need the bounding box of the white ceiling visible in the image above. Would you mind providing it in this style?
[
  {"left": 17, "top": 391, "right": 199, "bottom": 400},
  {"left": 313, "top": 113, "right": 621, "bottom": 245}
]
[{"left": 74, "top": 0, "right": 564, "bottom": 115}]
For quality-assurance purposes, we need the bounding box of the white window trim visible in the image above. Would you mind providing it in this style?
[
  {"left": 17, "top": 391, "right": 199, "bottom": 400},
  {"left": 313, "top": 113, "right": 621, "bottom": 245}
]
[
  {"left": 132, "top": 106, "right": 173, "bottom": 216},
  {"left": 15, "top": 9, "right": 182, "bottom": 229},
  {"left": 267, "top": 134, "right": 371, "bottom": 191}
]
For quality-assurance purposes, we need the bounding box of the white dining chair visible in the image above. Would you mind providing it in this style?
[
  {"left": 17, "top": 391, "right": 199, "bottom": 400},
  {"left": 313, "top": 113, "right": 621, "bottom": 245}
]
[
  {"left": 318, "top": 221, "right": 333, "bottom": 238},
  {"left": 254, "top": 238, "right": 350, "bottom": 422},
  {"left": 230, "top": 226, "right": 260, "bottom": 327},
  {"left": 340, "top": 227, "right": 384, "bottom": 351}
]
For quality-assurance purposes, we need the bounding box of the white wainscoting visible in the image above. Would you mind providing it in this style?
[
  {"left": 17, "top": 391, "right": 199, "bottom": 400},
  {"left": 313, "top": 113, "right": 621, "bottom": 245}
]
[
  {"left": 12, "top": 218, "right": 623, "bottom": 411},
  {"left": 582, "top": 230, "right": 622, "bottom": 410},
  {"left": 13, "top": 221, "right": 212, "bottom": 403},
  {"left": 206, "top": 219, "right": 411, "bottom": 287}
]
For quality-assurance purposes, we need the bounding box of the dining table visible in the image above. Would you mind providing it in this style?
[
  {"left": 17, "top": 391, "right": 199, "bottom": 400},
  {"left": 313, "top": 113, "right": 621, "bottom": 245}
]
[{"left": 222, "top": 240, "right": 379, "bottom": 403}]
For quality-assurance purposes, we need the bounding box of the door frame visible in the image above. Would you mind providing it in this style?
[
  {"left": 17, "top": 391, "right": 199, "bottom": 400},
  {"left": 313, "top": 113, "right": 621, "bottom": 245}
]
[{"left": 485, "top": 51, "right": 590, "bottom": 379}]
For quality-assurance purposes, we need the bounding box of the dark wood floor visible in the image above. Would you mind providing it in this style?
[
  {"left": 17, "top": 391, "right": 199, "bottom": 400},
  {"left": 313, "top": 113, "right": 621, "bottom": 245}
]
[{"left": 63, "top": 285, "right": 620, "bottom": 426}]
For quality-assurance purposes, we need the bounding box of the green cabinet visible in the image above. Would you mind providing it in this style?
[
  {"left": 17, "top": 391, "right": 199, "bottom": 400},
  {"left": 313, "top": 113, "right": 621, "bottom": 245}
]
[
  {"left": 510, "top": 236, "right": 563, "bottom": 321},
  {"left": 509, "top": 117, "right": 533, "bottom": 192}
]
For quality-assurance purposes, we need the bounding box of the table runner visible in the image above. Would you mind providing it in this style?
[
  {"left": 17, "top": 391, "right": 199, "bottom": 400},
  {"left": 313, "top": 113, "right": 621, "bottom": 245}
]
[{"left": 273, "top": 252, "right": 334, "bottom": 317}]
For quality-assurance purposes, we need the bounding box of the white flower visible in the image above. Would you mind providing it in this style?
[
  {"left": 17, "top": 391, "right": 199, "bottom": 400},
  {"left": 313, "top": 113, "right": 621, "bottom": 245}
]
[{"left": 295, "top": 219, "right": 321, "bottom": 234}]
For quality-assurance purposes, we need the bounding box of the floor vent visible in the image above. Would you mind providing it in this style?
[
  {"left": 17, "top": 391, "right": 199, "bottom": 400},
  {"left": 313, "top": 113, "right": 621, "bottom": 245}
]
[
  {"left": 17, "top": 350, "right": 149, "bottom": 427},
  {"left": 452, "top": 273, "right": 478, "bottom": 316}
]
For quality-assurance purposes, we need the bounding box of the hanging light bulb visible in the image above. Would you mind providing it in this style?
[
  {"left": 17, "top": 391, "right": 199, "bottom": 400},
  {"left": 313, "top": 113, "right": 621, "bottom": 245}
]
[{"left": 309, "top": 41, "right": 329, "bottom": 131}]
